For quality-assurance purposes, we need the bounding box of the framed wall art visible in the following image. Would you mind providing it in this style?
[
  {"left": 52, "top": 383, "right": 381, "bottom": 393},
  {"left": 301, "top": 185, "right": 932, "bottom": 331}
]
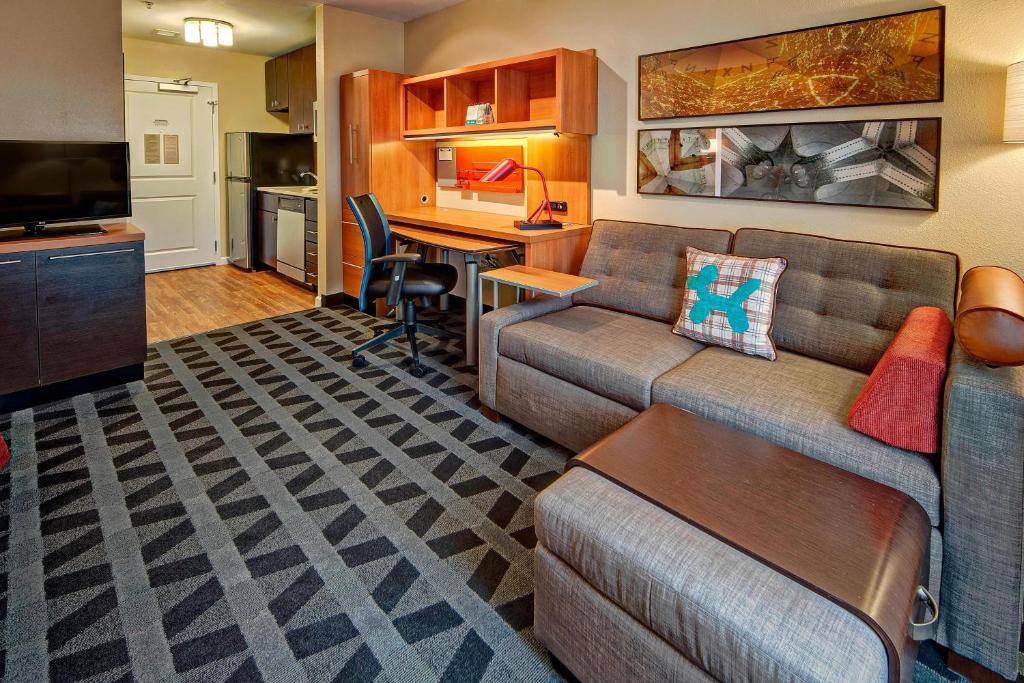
[
  {"left": 637, "top": 118, "right": 941, "bottom": 211},
  {"left": 639, "top": 8, "right": 945, "bottom": 119}
]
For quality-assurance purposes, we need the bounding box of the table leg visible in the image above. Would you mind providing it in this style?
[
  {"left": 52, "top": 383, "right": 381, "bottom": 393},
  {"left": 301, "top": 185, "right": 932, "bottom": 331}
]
[
  {"left": 465, "top": 255, "right": 480, "bottom": 366},
  {"left": 440, "top": 249, "right": 450, "bottom": 311},
  {"left": 493, "top": 279, "right": 499, "bottom": 311}
]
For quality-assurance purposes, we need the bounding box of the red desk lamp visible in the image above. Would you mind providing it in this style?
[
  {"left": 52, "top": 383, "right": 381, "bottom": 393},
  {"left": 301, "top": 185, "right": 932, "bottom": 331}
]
[{"left": 480, "top": 157, "right": 563, "bottom": 230}]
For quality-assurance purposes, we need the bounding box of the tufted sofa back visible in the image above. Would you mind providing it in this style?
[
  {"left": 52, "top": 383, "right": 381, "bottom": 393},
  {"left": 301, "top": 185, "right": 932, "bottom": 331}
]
[
  {"left": 574, "top": 220, "right": 733, "bottom": 323},
  {"left": 732, "top": 229, "right": 959, "bottom": 374}
]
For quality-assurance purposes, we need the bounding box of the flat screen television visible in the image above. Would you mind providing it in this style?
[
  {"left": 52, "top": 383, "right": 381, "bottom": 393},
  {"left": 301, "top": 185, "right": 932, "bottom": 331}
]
[{"left": 0, "top": 140, "right": 131, "bottom": 239}]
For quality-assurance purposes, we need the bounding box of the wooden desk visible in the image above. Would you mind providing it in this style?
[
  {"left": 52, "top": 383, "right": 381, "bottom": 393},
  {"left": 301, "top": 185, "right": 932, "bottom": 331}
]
[
  {"left": 390, "top": 224, "right": 518, "bottom": 254},
  {"left": 387, "top": 206, "right": 591, "bottom": 275},
  {"left": 390, "top": 224, "right": 520, "bottom": 367}
]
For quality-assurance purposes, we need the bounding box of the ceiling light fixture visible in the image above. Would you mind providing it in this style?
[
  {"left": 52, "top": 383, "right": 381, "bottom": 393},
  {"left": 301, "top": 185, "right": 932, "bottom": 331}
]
[{"left": 183, "top": 18, "right": 233, "bottom": 48}]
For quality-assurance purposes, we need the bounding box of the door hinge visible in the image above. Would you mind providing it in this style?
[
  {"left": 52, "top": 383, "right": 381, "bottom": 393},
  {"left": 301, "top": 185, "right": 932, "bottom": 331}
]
[
  {"left": 214, "top": 239, "right": 219, "bottom": 253},
  {"left": 213, "top": 171, "right": 217, "bottom": 183}
]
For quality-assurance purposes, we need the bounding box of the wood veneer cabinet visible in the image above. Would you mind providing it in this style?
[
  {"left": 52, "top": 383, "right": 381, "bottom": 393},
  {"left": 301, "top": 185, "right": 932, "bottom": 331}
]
[
  {"left": 265, "top": 54, "right": 289, "bottom": 113},
  {"left": 401, "top": 48, "right": 597, "bottom": 138},
  {"left": 340, "top": 69, "right": 435, "bottom": 298},
  {"left": 0, "top": 254, "right": 40, "bottom": 394},
  {"left": 266, "top": 43, "right": 316, "bottom": 131},
  {"left": 288, "top": 44, "right": 316, "bottom": 134},
  {"left": 0, "top": 232, "right": 146, "bottom": 407},
  {"left": 37, "top": 243, "right": 146, "bottom": 385}
]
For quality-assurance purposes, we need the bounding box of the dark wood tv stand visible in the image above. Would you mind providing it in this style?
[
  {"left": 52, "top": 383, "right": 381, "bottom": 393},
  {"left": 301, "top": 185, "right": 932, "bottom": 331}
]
[{"left": 0, "top": 223, "right": 146, "bottom": 411}]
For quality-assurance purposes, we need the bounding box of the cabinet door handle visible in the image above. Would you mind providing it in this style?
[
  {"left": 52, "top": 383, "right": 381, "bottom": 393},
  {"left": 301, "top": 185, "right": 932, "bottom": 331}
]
[
  {"left": 348, "top": 124, "right": 354, "bottom": 164},
  {"left": 0, "top": 259, "right": 22, "bottom": 266},
  {"left": 49, "top": 248, "right": 136, "bottom": 260}
]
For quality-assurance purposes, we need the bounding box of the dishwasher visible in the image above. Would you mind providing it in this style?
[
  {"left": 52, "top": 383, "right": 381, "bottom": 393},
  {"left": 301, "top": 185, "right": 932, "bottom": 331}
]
[{"left": 276, "top": 197, "right": 306, "bottom": 283}]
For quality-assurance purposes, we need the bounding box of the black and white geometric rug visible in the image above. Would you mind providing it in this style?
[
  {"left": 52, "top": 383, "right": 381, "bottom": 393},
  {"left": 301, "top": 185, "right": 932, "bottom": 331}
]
[{"left": 0, "top": 306, "right": 976, "bottom": 682}]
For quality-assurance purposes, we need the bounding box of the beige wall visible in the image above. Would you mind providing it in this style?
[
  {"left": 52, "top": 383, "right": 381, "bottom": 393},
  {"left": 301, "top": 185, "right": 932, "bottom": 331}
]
[
  {"left": 0, "top": 0, "right": 124, "bottom": 141},
  {"left": 122, "top": 38, "right": 291, "bottom": 247},
  {"left": 406, "top": 0, "right": 1024, "bottom": 277},
  {"left": 316, "top": 5, "right": 405, "bottom": 297}
]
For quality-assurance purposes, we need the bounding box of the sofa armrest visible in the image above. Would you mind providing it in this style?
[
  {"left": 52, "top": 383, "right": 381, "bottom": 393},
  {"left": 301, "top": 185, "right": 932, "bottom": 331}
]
[
  {"left": 478, "top": 296, "right": 573, "bottom": 409},
  {"left": 941, "top": 343, "right": 1024, "bottom": 678}
]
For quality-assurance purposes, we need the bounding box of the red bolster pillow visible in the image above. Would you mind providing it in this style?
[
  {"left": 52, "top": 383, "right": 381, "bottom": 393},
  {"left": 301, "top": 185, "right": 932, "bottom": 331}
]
[{"left": 848, "top": 307, "right": 953, "bottom": 454}]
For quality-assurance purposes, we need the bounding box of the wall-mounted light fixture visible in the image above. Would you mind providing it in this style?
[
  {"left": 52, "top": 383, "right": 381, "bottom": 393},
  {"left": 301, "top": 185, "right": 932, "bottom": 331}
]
[
  {"left": 1004, "top": 61, "right": 1024, "bottom": 142},
  {"left": 183, "top": 18, "right": 233, "bottom": 48}
]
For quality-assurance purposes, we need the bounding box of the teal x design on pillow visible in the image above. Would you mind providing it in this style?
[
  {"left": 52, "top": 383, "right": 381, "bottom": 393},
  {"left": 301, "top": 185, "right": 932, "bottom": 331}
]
[{"left": 687, "top": 264, "right": 762, "bottom": 333}]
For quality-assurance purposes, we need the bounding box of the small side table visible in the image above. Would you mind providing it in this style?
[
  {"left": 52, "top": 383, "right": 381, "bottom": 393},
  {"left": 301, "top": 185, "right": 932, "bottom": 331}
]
[{"left": 478, "top": 265, "right": 598, "bottom": 311}]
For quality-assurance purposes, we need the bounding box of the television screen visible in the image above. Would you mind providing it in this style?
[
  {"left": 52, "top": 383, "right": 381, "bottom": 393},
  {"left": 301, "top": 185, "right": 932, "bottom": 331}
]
[{"left": 0, "top": 141, "right": 131, "bottom": 229}]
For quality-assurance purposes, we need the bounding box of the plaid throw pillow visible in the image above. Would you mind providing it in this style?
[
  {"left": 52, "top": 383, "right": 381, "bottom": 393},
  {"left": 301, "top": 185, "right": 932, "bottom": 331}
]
[{"left": 673, "top": 247, "right": 788, "bottom": 360}]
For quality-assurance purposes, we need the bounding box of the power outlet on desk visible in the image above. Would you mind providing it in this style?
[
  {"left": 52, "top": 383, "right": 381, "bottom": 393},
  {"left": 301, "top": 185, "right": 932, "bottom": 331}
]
[{"left": 550, "top": 201, "right": 568, "bottom": 213}]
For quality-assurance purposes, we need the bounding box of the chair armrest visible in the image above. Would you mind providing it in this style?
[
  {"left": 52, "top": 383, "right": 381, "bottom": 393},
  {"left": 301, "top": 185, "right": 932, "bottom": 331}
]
[
  {"left": 940, "top": 343, "right": 1024, "bottom": 677},
  {"left": 371, "top": 253, "right": 422, "bottom": 265},
  {"left": 478, "top": 296, "right": 573, "bottom": 409}
]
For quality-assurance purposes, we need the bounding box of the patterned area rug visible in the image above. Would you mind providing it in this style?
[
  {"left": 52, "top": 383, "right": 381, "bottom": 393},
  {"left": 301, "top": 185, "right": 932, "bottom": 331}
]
[{"left": 0, "top": 305, "right": 976, "bottom": 681}]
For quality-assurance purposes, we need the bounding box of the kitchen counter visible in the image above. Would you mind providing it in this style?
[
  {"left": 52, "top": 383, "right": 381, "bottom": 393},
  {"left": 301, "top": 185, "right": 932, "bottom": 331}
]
[
  {"left": 0, "top": 223, "right": 145, "bottom": 254},
  {"left": 257, "top": 186, "right": 318, "bottom": 199}
]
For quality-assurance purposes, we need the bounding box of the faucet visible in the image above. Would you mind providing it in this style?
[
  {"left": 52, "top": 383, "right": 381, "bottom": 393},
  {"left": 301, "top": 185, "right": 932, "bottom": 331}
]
[{"left": 300, "top": 171, "right": 319, "bottom": 185}]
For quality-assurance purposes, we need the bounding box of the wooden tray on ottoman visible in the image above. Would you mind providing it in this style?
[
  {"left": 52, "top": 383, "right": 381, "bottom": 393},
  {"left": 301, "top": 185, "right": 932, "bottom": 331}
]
[{"left": 567, "top": 403, "right": 937, "bottom": 682}]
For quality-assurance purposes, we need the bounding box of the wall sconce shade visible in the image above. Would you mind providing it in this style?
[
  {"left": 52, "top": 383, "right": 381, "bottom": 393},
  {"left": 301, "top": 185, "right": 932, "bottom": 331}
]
[{"left": 1004, "top": 61, "right": 1024, "bottom": 143}]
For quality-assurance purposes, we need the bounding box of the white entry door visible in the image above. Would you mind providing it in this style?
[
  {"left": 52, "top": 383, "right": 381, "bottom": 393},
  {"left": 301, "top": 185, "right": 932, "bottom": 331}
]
[{"left": 124, "top": 76, "right": 219, "bottom": 272}]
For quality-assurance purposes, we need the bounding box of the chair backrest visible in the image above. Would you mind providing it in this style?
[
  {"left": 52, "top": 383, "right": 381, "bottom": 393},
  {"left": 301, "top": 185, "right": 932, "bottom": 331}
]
[
  {"left": 732, "top": 228, "right": 959, "bottom": 373},
  {"left": 573, "top": 219, "right": 733, "bottom": 322},
  {"left": 346, "top": 193, "right": 391, "bottom": 311}
]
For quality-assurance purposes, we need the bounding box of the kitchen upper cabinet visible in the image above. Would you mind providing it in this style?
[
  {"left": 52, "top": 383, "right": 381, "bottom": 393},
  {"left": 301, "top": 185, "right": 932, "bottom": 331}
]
[
  {"left": 289, "top": 44, "right": 316, "bottom": 134},
  {"left": 265, "top": 54, "right": 289, "bottom": 113}
]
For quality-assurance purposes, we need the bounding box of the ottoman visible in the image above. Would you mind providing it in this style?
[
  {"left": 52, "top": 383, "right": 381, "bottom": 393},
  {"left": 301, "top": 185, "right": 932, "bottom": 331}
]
[{"left": 534, "top": 405, "right": 936, "bottom": 683}]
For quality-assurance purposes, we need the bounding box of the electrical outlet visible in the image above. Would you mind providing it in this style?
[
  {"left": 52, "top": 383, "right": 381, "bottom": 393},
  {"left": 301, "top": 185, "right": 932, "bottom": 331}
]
[{"left": 550, "top": 200, "right": 568, "bottom": 213}]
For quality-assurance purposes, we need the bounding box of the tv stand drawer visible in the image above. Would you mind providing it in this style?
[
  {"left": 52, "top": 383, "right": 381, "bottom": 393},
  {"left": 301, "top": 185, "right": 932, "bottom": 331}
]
[
  {"left": 0, "top": 253, "right": 39, "bottom": 394},
  {"left": 36, "top": 243, "right": 146, "bottom": 385}
]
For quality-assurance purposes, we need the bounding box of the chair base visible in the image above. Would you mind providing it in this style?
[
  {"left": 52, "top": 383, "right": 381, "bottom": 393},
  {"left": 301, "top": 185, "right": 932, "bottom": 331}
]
[{"left": 351, "top": 299, "right": 459, "bottom": 377}]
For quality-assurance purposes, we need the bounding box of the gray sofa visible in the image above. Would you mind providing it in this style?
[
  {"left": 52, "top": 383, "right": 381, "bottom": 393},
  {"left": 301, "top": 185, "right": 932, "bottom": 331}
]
[{"left": 479, "top": 220, "right": 1024, "bottom": 679}]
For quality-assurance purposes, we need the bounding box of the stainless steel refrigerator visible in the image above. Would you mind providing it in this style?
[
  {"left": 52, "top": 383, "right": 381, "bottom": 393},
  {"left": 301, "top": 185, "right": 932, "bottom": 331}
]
[{"left": 225, "top": 132, "right": 314, "bottom": 270}]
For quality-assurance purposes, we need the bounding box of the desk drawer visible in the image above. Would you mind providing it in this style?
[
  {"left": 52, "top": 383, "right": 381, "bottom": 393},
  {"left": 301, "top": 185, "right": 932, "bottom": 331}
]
[
  {"left": 257, "top": 192, "right": 279, "bottom": 213},
  {"left": 342, "top": 264, "right": 363, "bottom": 297},
  {"left": 342, "top": 221, "right": 365, "bottom": 266},
  {"left": 342, "top": 203, "right": 356, "bottom": 224},
  {"left": 305, "top": 253, "right": 318, "bottom": 273}
]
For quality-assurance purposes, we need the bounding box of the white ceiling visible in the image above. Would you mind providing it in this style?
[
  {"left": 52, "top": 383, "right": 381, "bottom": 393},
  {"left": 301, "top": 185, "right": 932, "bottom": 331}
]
[{"left": 122, "top": 0, "right": 463, "bottom": 56}]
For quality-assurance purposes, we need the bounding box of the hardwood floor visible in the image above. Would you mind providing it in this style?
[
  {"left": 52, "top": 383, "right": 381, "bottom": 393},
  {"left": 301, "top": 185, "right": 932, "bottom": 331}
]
[{"left": 146, "top": 265, "right": 317, "bottom": 344}]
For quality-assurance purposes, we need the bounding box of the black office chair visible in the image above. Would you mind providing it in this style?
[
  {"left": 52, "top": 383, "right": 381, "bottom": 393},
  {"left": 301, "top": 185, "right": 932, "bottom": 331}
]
[{"left": 347, "top": 193, "right": 458, "bottom": 377}]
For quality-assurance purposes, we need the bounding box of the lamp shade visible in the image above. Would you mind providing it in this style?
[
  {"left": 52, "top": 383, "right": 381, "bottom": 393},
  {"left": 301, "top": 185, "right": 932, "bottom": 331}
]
[
  {"left": 1004, "top": 61, "right": 1024, "bottom": 142},
  {"left": 480, "top": 158, "right": 520, "bottom": 183}
]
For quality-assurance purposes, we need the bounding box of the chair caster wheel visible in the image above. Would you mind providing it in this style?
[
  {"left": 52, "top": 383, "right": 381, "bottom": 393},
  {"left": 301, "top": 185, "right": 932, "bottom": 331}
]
[
  {"left": 410, "top": 365, "right": 427, "bottom": 378},
  {"left": 352, "top": 354, "right": 367, "bottom": 369}
]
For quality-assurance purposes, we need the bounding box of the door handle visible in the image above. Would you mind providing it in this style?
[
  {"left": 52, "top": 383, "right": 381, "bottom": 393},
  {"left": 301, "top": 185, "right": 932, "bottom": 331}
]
[
  {"left": 49, "top": 248, "right": 136, "bottom": 260},
  {"left": 348, "top": 124, "right": 354, "bottom": 164},
  {"left": 0, "top": 259, "right": 22, "bottom": 266}
]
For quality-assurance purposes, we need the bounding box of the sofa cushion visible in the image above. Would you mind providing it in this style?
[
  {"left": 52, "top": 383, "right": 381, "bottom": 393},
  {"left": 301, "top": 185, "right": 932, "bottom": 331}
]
[
  {"left": 848, "top": 306, "right": 953, "bottom": 454},
  {"left": 652, "top": 347, "right": 941, "bottom": 525},
  {"left": 733, "top": 228, "right": 958, "bottom": 374},
  {"left": 536, "top": 467, "right": 889, "bottom": 683},
  {"left": 574, "top": 220, "right": 732, "bottom": 323},
  {"left": 499, "top": 305, "right": 704, "bottom": 411},
  {"left": 673, "top": 247, "right": 788, "bottom": 360}
]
